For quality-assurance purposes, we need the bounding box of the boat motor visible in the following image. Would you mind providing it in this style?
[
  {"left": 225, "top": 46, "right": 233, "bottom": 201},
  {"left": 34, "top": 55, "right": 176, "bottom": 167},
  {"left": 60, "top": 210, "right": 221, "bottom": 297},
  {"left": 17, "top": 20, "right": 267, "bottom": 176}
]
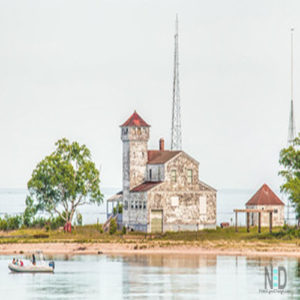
[{"left": 49, "top": 261, "right": 55, "bottom": 270}]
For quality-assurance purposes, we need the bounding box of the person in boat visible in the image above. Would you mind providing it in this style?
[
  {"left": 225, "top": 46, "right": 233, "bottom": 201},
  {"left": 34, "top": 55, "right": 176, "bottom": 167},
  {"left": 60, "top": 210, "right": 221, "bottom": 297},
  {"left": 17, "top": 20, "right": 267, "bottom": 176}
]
[
  {"left": 12, "top": 258, "right": 16, "bottom": 265},
  {"left": 16, "top": 259, "right": 19, "bottom": 265},
  {"left": 32, "top": 254, "right": 36, "bottom": 265},
  {"left": 20, "top": 260, "right": 24, "bottom": 267}
]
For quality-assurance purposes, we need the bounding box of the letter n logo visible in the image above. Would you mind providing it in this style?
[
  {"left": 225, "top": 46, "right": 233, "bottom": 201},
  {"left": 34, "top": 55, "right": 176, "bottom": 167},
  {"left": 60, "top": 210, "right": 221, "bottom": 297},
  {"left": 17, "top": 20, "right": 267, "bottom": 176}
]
[{"left": 265, "top": 266, "right": 273, "bottom": 289}]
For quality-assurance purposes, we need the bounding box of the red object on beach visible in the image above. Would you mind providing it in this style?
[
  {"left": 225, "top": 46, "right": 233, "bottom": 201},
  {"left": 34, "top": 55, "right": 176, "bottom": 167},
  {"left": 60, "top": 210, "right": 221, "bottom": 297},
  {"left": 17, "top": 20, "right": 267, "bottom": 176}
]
[
  {"left": 64, "top": 222, "right": 72, "bottom": 233},
  {"left": 220, "top": 222, "right": 230, "bottom": 228}
]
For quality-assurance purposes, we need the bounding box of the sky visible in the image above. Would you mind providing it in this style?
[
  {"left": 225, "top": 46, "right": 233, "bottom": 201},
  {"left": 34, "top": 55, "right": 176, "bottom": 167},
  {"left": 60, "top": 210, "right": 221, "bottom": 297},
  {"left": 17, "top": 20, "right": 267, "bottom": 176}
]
[{"left": 0, "top": 0, "right": 299, "bottom": 191}]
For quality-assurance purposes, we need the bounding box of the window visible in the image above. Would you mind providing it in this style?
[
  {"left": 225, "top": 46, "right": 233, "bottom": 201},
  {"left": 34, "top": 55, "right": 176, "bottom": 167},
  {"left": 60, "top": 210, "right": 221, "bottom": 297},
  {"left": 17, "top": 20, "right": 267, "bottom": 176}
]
[
  {"left": 137, "top": 128, "right": 142, "bottom": 135},
  {"left": 274, "top": 209, "right": 278, "bottom": 214},
  {"left": 124, "top": 201, "right": 128, "bottom": 210},
  {"left": 135, "top": 201, "right": 138, "bottom": 209},
  {"left": 187, "top": 169, "right": 193, "bottom": 184},
  {"left": 171, "top": 196, "right": 179, "bottom": 206},
  {"left": 139, "top": 200, "right": 142, "bottom": 209},
  {"left": 131, "top": 201, "right": 134, "bottom": 209},
  {"left": 199, "top": 196, "right": 207, "bottom": 214},
  {"left": 143, "top": 201, "right": 146, "bottom": 209},
  {"left": 171, "top": 170, "right": 177, "bottom": 183},
  {"left": 149, "top": 169, "right": 152, "bottom": 180},
  {"left": 158, "top": 167, "right": 161, "bottom": 180}
]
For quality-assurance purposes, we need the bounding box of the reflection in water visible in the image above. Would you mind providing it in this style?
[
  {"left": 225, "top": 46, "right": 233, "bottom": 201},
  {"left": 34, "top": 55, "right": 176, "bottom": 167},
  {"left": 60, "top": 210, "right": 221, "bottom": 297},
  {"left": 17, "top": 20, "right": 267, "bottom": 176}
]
[
  {"left": 0, "top": 254, "right": 299, "bottom": 299},
  {"left": 122, "top": 254, "right": 217, "bottom": 298}
]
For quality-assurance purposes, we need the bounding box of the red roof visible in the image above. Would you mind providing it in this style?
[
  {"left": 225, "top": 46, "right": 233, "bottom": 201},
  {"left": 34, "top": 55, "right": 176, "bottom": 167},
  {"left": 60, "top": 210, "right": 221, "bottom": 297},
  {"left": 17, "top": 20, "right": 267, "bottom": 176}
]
[
  {"left": 121, "top": 111, "right": 150, "bottom": 127},
  {"left": 147, "top": 150, "right": 181, "bottom": 164},
  {"left": 246, "top": 184, "right": 284, "bottom": 206},
  {"left": 131, "top": 181, "right": 162, "bottom": 192}
]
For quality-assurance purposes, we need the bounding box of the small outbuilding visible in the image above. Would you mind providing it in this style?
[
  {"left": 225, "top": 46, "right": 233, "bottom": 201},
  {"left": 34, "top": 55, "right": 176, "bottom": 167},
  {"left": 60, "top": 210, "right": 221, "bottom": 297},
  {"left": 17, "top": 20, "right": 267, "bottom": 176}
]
[{"left": 245, "top": 184, "right": 285, "bottom": 227}]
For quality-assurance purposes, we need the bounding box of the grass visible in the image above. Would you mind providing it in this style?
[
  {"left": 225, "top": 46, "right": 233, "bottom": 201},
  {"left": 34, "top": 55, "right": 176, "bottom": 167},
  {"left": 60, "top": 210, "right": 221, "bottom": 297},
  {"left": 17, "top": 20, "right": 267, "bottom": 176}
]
[{"left": 0, "top": 225, "right": 299, "bottom": 245}]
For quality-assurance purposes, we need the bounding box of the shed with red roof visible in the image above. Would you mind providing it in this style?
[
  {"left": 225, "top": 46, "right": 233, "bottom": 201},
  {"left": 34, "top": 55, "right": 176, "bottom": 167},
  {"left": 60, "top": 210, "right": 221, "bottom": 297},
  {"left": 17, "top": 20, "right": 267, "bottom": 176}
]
[{"left": 246, "top": 184, "right": 285, "bottom": 227}]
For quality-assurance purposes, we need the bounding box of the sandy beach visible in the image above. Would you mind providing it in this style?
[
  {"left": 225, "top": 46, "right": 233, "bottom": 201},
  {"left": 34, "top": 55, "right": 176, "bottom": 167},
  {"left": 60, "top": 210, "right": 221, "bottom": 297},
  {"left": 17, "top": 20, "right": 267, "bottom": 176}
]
[{"left": 1, "top": 242, "right": 300, "bottom": 257}]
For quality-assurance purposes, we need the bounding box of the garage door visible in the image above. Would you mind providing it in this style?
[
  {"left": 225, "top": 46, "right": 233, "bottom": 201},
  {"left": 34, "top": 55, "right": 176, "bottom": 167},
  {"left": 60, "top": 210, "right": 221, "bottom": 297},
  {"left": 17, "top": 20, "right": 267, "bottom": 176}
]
[{"left": 151, "top": 210, "right": 163, "bottom": 233}]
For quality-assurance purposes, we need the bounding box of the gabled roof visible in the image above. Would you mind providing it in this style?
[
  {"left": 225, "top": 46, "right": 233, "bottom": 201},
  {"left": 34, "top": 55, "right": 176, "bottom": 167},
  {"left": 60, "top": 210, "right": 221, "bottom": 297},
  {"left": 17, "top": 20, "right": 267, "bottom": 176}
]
[
  {"left": 246, "top": 184, "right": 284, "bottom": 206},
  {"left": 131, "top": 181, "right": 162, "bottom": 192},
  {"left": 107, "top": 191, "right": 123, "bottom": 202},
  {"left": 147, "top": 150, "right": 181, "bottom": 164},
  {"left": 121, "top": 111, "right": 150, "bottom": 127}
]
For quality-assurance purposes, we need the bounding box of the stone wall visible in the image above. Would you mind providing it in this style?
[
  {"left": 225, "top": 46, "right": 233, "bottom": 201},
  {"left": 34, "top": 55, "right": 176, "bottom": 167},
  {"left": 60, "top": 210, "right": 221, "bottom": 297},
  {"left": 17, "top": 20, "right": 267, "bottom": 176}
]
[
  {"left": 121, "top": 126, "right": 149, "bottom": 191},
  {"left": 145, "top": 153, "right": 216, "bottom": 232},
  {"left": 121, "top": 126, "right": 149, "bottom": 226},
  {"left": 246, "top": 205, "right": 284, "bottom": 227}
]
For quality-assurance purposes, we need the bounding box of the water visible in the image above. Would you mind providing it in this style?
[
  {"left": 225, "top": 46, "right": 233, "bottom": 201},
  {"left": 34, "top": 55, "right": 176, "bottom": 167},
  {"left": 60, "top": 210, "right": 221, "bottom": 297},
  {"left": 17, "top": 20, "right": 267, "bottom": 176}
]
[
  {"left": 0, "top": 188, "right": 296, "bottom": 225},
  {"left": 0, "top": 254, "right": 299, "bottom": 299}
]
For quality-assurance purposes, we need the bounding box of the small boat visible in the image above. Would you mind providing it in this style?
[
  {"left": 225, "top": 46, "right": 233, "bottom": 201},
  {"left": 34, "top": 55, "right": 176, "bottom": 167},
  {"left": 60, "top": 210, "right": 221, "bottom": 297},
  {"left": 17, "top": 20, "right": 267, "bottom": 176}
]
[
  {"left": 8, "top": 250, "right": 55, "bottom": 273},
  {"left": 8, "top": 262, "right": 54, "bottom": 273}
]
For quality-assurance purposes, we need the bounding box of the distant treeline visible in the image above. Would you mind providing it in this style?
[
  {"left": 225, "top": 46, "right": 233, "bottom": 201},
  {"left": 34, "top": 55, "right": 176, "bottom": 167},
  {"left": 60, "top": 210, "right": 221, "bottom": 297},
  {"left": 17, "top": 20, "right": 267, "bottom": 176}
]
[{"left": 0, "top": 214, "right": 66, "bottom": 231}]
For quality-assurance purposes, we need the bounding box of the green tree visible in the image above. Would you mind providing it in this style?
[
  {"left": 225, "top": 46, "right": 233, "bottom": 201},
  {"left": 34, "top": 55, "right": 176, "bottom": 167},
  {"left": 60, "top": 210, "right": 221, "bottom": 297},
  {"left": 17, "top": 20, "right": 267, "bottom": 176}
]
[
  {"left": 279, "top": 134, "right": 300, "bottom": 221},
  {"left": 27, "top": 138, "right": 103, "bottom": 226},
  {"left": 23, "top": 196, "right": 37, "bottom": 227}
]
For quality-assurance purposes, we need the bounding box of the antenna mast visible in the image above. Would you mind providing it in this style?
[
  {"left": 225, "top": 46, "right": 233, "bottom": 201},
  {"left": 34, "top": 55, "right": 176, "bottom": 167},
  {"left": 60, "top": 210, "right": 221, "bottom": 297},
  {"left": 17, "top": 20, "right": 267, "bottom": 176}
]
[
  {"left": 287, "top": 28, "right": 297, "bottom": 225},
  {"left": 171, "top": 14, "right": 182, "bottom": 150},
  {"left": 288, "top": 28, "right": 296, "bottom": 144}
]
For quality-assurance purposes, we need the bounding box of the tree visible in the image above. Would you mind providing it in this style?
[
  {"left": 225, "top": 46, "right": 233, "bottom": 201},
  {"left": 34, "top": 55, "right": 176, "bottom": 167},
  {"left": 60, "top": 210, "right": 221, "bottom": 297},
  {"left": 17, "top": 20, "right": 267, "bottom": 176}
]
[
  {"left": 27, "top": 138, "right": 103, "bottom": 230},
  {"left": 279, "top": 134, "right": 300, "bottom": 222}
]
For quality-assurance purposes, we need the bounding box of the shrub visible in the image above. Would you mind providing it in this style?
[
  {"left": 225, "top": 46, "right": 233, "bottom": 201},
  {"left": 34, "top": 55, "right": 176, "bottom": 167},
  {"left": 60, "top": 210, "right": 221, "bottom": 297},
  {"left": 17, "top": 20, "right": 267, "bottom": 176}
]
[
  {"left": 50, "top": 215, "right": 65, "bottom": 230},
  {"left": 0, "top": 218, "right": 8, "bottom": 231},
  {"left": 118, "top": 204, "right": 123, "bottom": 214},
  {"left": 5, "top": 215, "right": 22, "bottom": 230},
  {"left": 98, "top": 224, "right": 103, "bottom": 234},
  {"left": 122, "top": 226, "right": 126, "bottom": 235},
  {"left": 31, "top": 217, "right": 47, "bottom": 228},
  {"left": 76, "top": 213, "right": 83, "bottom": 226},
  {"left": 113, "top": 206, "right": 117, "bottom": 216},
  {"left": 109, "top": 219, "right": 117, "bottom": 235}
]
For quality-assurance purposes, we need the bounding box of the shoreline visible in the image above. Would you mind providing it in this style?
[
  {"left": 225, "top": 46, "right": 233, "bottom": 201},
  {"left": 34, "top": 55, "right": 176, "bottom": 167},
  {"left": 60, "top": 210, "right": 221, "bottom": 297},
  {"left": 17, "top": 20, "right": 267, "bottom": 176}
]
[{"left": 1, "top": 242, "right": 300, "bottom": 257}]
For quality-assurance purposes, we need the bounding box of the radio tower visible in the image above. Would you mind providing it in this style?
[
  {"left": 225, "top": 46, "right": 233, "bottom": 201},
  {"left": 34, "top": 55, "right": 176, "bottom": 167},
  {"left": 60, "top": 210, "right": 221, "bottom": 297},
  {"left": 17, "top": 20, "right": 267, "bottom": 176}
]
[
  {"left": 287, "top": 28, "right": 297, "bottom": 225},
  {"left": 171, "top": 15, "right": 182, "bottom": 150},
  {"left": 288, "top": 28, "right": 296, "bottom": 145}
]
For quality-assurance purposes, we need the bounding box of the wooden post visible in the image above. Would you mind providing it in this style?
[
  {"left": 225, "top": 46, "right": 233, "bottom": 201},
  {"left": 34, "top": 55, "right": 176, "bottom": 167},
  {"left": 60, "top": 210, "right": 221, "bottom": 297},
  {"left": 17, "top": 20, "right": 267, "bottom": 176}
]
[
  {"left": 258, "top": 212, "right": 261, "bottom": 233},
  {"left": 235, "top": 211, "right": 238, "bottom": 232},
  {"left": 246, "top": 212, "right": 250, "bottom": 233},
  {"left": 269, "top": 212, "right": 273, "bottom": 233}
]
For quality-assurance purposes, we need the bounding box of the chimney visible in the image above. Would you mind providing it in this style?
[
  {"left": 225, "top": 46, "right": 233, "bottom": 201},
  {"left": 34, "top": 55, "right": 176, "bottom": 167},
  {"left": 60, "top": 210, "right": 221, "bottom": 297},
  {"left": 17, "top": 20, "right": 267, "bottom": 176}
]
[{"left": 159, "top": 138, "right": 165, "bottom": 151}]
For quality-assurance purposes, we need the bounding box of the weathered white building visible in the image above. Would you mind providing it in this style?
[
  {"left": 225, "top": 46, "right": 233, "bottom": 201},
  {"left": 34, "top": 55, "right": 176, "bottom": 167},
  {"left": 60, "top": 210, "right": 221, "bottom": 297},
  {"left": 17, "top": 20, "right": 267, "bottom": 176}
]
[
  {"left": 107, "top": 111, "right": 217, "bottom": 233},
  {"left": 246, "top": 184, "right": 285, "bottom": 227}
]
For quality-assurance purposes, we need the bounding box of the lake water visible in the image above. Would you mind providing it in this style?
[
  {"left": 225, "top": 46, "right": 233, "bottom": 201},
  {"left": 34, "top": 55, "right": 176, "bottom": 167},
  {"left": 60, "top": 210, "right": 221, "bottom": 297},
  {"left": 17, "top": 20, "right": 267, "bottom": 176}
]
[
  {"left": 0, "top": 254, "right": 299, "bottom": 299},
  {"left": 0, "top": 188, "right": 296, "bottom": 226}
]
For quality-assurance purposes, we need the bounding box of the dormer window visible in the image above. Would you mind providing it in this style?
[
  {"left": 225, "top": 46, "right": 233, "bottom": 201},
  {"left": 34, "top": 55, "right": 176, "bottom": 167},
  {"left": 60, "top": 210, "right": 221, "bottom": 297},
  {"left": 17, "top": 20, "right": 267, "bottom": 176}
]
[
  {"left": 171, "top": 170, "right": 177, "bottom": 183},
  {"left": 149, "top": 169, "right": 152, "bottom": 180}
]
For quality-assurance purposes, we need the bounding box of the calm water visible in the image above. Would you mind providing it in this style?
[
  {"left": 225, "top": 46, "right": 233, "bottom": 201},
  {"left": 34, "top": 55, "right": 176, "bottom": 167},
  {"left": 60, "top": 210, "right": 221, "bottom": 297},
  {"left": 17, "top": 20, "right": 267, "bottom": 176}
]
[
  {"left": 0, "top": 188, "right": 296, "bottom": 225},
  {"left": 0, "top": 254, "right": 299, "bottom": 299}
]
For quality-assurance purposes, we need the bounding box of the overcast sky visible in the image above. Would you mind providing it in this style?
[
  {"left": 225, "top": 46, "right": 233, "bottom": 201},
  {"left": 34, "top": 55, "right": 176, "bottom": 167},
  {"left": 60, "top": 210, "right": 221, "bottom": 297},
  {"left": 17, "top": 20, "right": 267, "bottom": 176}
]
[{"left": 0, "top": 0, "right": 299, "bottom": 191}]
